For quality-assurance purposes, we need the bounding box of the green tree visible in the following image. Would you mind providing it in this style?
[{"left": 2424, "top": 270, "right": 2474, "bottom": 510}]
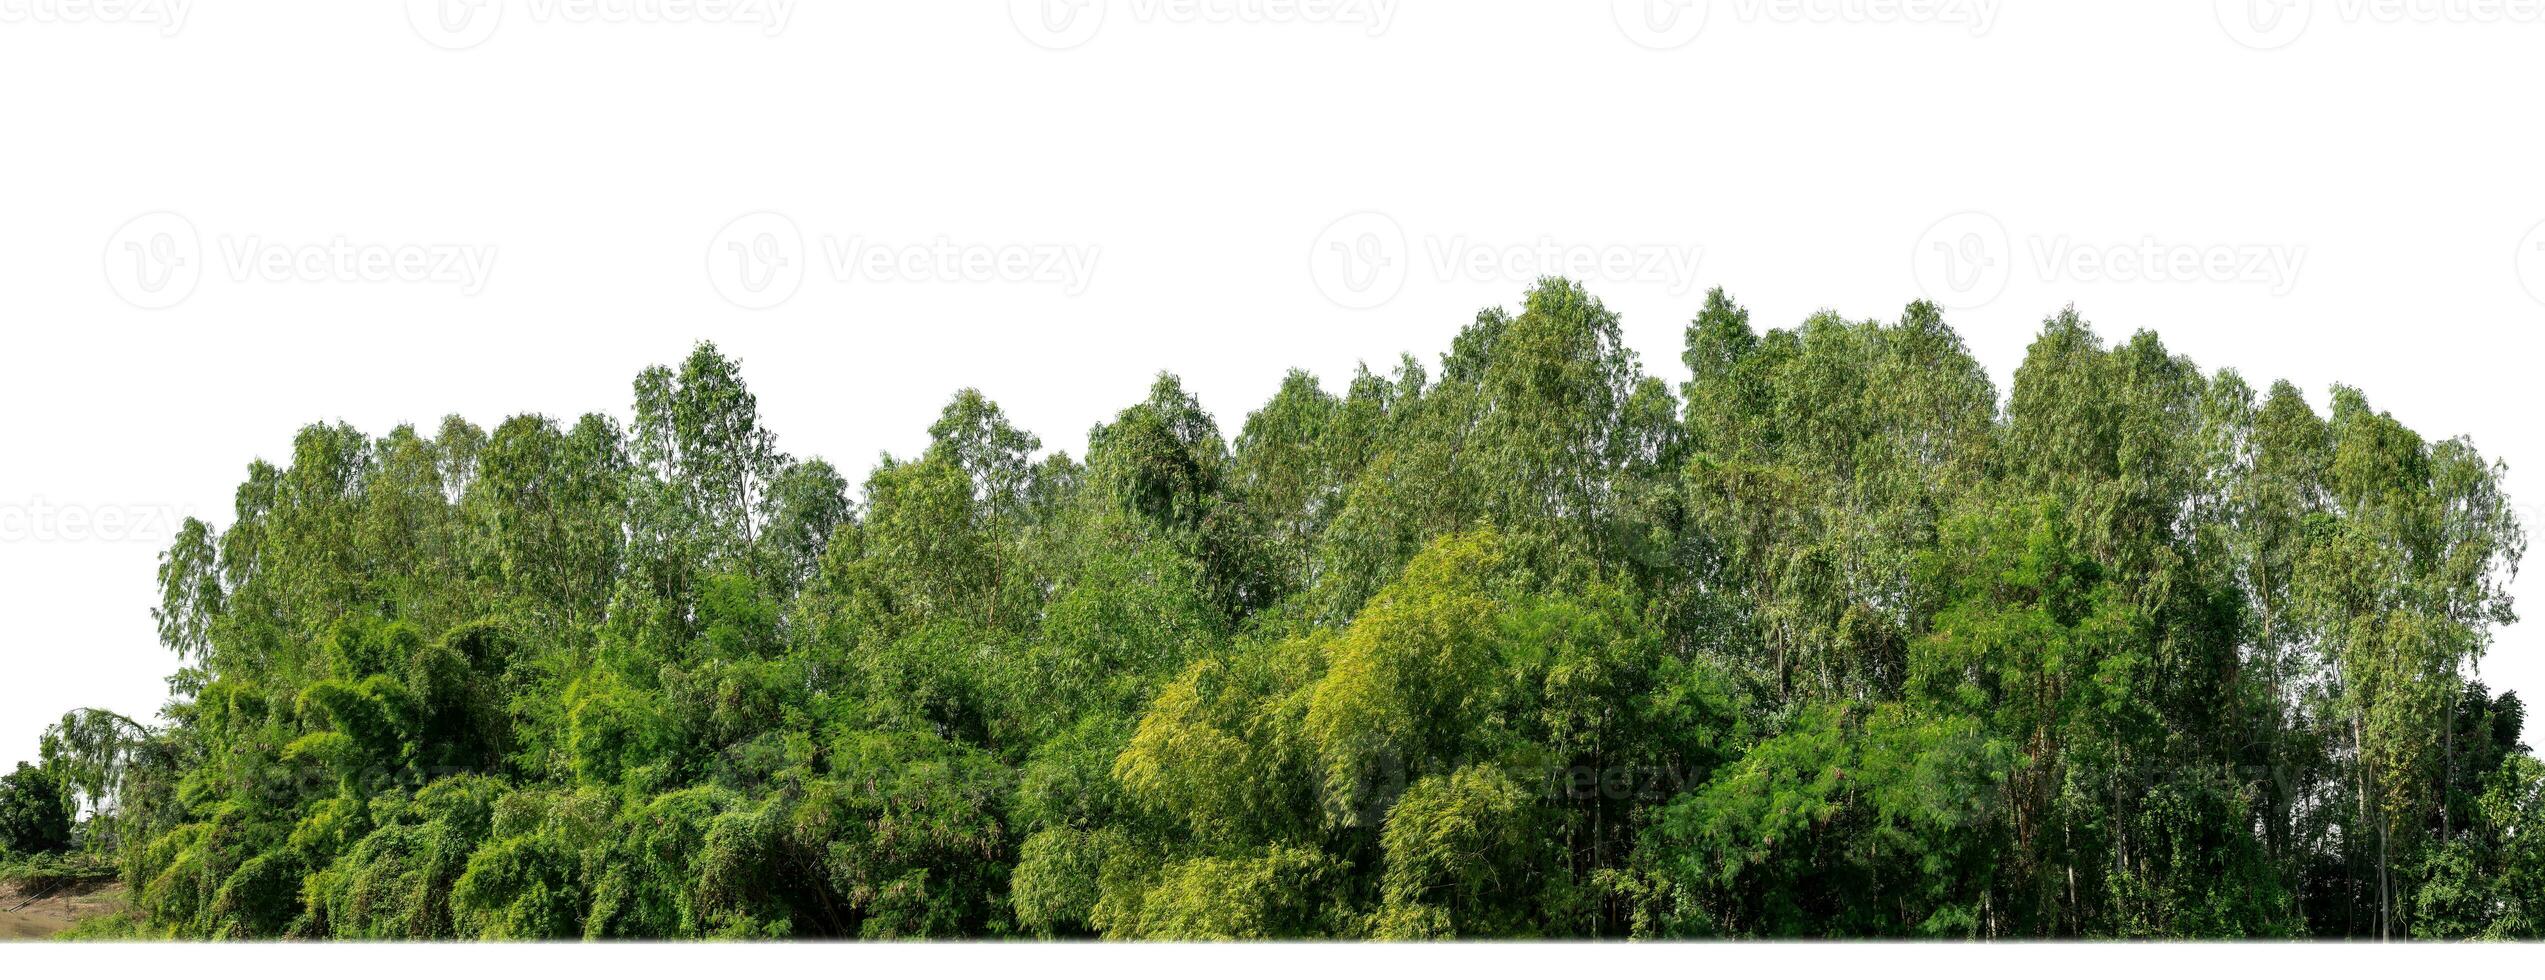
[{"left": 0, "top": 762, "right": 76, "bottom": 857}]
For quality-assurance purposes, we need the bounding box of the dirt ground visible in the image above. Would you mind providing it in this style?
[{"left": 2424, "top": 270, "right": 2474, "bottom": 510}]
[{"left": 0, "top": 878, "right": 126, "bottom": 940}]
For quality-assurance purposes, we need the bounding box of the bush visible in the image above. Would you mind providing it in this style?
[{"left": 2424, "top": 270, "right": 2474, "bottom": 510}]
[{"left": 0, "top": 762, "right": 75, "bottom": 857}]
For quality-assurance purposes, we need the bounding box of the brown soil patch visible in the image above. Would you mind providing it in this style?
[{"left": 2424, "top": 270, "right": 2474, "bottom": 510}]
[{"left": 0, "top": 878, "right": 126, "bottom": 940}]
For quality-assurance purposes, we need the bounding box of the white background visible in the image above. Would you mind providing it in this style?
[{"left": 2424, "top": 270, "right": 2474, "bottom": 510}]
[{"left": 4, "top": 0, "right": 2543, "bottom": 784}]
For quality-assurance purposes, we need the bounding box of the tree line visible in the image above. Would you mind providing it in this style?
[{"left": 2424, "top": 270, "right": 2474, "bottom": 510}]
[{"left": 4, "top": 279, "right": 2537, "bottom": 939}]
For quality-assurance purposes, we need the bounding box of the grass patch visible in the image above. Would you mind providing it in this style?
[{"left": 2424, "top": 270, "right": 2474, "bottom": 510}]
[{"left": 1, "top": 851, "right": 119, "bottom": 895}]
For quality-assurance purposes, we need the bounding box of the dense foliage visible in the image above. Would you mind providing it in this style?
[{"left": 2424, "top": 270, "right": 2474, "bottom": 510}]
[
  {"left": 20, "top": 281, "right": 2540, "bottom": 939},
  {"left": 0, "top": 761, "right": 75, "bottom": 858}
]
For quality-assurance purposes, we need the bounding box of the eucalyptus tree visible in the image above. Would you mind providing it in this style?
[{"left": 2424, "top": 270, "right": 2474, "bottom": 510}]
[{"left": 19, "top": 288, "right": 2534, "bottom": 941}]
